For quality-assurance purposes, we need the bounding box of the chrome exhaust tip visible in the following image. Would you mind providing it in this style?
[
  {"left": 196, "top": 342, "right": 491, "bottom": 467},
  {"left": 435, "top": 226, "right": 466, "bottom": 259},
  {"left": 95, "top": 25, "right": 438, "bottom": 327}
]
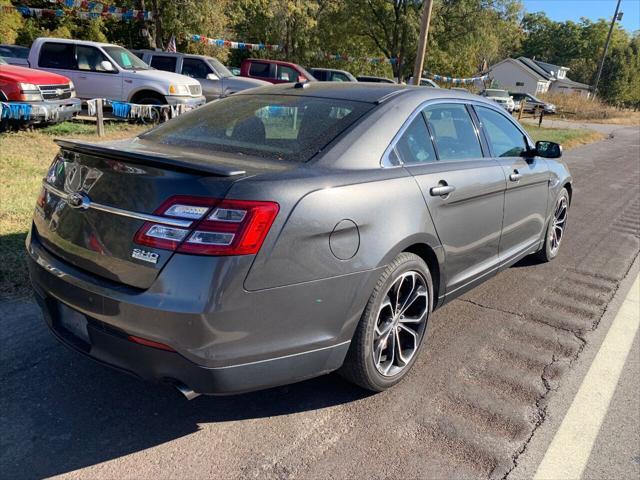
[{"left": 175, "top": 383, "right": 201, "bottom": 400}]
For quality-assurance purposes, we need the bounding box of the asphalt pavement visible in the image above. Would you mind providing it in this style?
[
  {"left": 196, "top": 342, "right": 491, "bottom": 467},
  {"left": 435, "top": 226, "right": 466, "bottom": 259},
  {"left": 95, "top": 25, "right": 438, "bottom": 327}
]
[{"left": 1, "top": 122, "right": 638, "bottom": 479}]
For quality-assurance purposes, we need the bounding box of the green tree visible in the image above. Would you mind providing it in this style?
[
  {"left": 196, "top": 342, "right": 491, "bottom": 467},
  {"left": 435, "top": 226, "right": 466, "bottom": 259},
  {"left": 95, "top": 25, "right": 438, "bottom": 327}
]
[{"left": 0, "top": 0, "right": 23, "bottom": 44}]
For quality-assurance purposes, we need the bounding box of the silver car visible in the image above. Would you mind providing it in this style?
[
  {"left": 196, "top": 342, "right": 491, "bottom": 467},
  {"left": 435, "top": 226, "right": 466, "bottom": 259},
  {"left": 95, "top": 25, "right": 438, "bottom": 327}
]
[
  {"left": 133, "top": 50, "right": 270, "bottom": 101},
  {"left": 27, "top": 83, "right": 571, "bottom": 398}
]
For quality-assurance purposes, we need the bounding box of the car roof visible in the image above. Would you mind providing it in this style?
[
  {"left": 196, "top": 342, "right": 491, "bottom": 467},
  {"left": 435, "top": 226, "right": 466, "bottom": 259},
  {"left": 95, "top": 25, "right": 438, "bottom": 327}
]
[
  {"left": 134, "top": 49, "right": 211, "bottom": 60},
  {"left": 310, "top": 67, "right": 350, "bottom": 74},
  {"left": 243, "top": 58, "right": 301, "bottom": 67},
  {"left": 35, "top": 37, "right": 121, "bottom": 48},
  {"left": 236, "top": 81, "right": 492, "bottom": 105}
]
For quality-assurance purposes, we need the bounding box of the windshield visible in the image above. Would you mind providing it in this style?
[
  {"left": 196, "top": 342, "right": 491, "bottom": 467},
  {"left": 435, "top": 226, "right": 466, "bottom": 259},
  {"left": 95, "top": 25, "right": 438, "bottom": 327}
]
[
  {"left": 207, "top": 57, "right": 232, "bottom": 78},
  {"left": 485, "top": 89, "right": 509, "bottom": 98},
  {"left": 103, "top": 46, "right": 150, "bottom": 70},
  {"left": 141, "top": 94, "right": 374, "bottom": 162}
]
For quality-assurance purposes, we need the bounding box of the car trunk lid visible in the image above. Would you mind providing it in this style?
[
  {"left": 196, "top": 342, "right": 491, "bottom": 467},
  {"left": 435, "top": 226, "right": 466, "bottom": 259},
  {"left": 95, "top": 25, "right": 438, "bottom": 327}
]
[{"left": 33, "top": 138, "right": 290, "bottom": 289}]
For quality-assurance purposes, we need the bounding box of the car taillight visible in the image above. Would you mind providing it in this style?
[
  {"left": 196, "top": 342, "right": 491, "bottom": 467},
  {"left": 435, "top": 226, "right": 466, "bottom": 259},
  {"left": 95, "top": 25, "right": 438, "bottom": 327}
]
[{"left": 133, "top": 196, "right": 279, "bottom": 256}]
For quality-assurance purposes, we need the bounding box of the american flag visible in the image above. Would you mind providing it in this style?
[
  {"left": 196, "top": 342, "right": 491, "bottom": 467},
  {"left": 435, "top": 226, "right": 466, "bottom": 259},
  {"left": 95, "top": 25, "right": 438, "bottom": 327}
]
[{"left": 166, "top": 35, "right": 177, "bottom": 53}]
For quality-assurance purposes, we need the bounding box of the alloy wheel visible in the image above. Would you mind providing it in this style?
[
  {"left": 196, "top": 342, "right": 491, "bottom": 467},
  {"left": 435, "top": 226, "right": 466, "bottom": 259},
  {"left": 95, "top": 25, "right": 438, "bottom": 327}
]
[
  {"left": 373, "top": 271, "right": 429, "bottom": 377},
  {"left": 550, "top": 196, "right": 568, "bottom": 255}
]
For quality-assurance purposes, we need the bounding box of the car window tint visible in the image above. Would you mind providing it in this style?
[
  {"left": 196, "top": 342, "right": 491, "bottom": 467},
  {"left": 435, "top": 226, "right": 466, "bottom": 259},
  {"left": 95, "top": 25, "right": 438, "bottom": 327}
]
[
  {"left": 182, "top": 58, "right": 211, "bottom": 79},
  {"left": 249, "top": 62, "right": 270, "bottom": 77},
  {"left": 76, "top": 45, "right": 112, "bottom": 72},
  {"left": 150, "top": 55, "right": 177, "bottom": 72},
  {"left": 141, "top": 94, "right": 373, "bottom": 163},
  {"left": 277, "top": 65, "right": 297, "bottom": 82},
  {"left": 331, "top": 72, "right": 350, "bottom": 82},
  {"left": 39, "top": 42, "right": 76, "bottom": 69},
  {"left": 424, "top": 104, "right": 482, "bottom": 161},
  {"left": 476, "top": 107, "right": 527, "bottom": 157},
  {"left": 395, "top": 115, "right": 437, "bottom": 165}
]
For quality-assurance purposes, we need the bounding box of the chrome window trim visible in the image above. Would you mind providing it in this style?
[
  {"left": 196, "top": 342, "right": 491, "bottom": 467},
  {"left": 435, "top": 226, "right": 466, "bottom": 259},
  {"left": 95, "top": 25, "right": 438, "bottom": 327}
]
[
  {"left": 472, "top": 103, "right": 535, "bottom": 154},
  {"left": 380, "top": 98, "right": 519, "bottom": 168},
  {"left": 41, "top": 181, "right": 193, "bottom": 228}
]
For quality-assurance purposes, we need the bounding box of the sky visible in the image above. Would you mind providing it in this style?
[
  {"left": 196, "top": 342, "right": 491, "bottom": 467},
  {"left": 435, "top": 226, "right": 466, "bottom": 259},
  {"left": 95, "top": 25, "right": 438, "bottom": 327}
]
[{"left": 522, "top": 0, "right": 640, "bottom": 32}]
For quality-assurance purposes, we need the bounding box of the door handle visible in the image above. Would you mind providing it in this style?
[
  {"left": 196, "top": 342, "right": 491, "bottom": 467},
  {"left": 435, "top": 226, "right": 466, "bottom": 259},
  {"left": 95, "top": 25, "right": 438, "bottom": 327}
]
[
  {"left": 430, "top": 184, "right": 456, "bottom": 197},
  {"left": 509, "top": 170, "right": 522, "bottom": 182}
]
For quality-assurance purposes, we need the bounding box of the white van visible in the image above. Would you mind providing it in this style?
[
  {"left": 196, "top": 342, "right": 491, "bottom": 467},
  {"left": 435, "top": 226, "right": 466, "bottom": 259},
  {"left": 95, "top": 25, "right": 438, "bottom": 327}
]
[{"left": 29, "top": 38, "right": 205, "bottom": 107}]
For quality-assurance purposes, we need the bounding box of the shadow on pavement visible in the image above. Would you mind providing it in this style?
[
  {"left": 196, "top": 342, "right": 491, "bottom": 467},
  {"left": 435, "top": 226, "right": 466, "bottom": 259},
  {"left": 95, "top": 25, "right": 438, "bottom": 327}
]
[{"left": 0, "top": 306, "right": 372, "bottom": 479}]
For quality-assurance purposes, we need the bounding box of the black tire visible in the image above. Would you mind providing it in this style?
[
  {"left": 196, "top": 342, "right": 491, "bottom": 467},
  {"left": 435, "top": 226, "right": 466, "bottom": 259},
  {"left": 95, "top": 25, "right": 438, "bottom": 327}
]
[
  {"left": 133, "top": 94, "right": 165, "bottom": 124},
  {"left": 535, "top": 187, "right": 569, "bottom": 262},
  {"left": 339, "top": 252, "right": 433, "bottom": 391}
]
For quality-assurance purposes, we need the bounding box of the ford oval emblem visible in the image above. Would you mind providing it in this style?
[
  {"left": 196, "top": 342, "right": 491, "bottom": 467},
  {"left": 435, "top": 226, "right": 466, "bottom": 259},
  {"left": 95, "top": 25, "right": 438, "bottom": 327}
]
[{"left": 67, "top": 192, "right": 90, "bottom": 209}]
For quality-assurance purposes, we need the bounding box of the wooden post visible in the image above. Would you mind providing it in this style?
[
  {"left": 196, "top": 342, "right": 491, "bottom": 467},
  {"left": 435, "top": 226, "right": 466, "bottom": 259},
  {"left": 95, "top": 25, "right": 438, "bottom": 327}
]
[
  {"left": 411, "top": 0, "right": 434, "bottom": 85},
  {"left": 538, "top": 108, "right": 544, "bottom": 127},
  {"left": 517, "top": 102, "right": 524, "bottom": 121},
  {"left": 96, "top": 99, "right": 105, "bottom": 137}
]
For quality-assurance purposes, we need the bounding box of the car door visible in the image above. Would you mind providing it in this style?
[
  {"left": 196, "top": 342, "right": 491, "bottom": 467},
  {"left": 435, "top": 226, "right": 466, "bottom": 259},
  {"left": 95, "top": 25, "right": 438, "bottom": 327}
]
[
  {"left": 181, "top": 57, "right": 220, "bottom": 101},
  {"left": 392, "top": 102, "right": 507, "bottom": 296},
  {"left": 473, "top": 105, "right": 549, "bottom": 262},
  {"left": 74, "top": 45, "right": 122, "bottom": 100}
]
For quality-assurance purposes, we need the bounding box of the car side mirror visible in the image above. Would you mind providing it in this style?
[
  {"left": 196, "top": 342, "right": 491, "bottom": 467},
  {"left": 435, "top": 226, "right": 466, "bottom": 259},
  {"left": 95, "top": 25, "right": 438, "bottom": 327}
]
[
  {"left": 100, "top": 61, "right": 115, "bottom": 72},
  {"left": 535, "top": 140, "right": 563, "bottom": 159},
  {"left": 206, "top": 73, "right": 219, "bottom": 81}
]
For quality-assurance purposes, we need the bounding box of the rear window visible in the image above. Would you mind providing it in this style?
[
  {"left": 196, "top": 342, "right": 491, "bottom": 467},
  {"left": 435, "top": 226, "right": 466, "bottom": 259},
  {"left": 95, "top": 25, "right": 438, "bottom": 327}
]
[
  {"left": 150, "top": 55, "right": 177, "bottom": 72},
  {"left": 141, "top": 94, "right": 374, "bottom": 163},
  {"left": 39, "top": 42, "right": 76, "bottom": 69},
  {"left": 249, "top": 62, "right": 271, "bottom": 77}
]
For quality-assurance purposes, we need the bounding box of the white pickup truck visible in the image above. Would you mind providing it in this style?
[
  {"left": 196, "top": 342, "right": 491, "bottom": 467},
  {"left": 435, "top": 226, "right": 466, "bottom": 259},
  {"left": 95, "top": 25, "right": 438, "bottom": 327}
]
[{"left": 28, "top": 38, "right": 205, "bottom": 107}]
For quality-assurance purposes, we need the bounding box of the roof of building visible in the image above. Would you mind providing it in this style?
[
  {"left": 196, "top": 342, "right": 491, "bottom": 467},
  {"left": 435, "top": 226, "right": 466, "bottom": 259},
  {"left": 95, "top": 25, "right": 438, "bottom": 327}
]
[
  {"left": 517, "top": 57, "right": 554, "bottom": 80},
  {"left": 554, "top": 77, "right": 591, "bottom": 90},
  {"left": 533, "top": 60, "right": 569, "bottom": 77}
]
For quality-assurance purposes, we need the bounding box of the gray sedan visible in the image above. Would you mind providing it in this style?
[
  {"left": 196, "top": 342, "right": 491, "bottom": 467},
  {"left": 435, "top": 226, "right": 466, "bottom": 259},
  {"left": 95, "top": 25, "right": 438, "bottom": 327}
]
[{"left": 27, "top": 83, "right": 571, "bottom": 398}]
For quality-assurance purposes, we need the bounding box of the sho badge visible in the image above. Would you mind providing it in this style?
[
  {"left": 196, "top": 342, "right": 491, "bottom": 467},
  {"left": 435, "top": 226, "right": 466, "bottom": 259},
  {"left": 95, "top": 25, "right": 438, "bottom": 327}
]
[{"left": 131, "top": 248, "right": 159, "bottom": 264}]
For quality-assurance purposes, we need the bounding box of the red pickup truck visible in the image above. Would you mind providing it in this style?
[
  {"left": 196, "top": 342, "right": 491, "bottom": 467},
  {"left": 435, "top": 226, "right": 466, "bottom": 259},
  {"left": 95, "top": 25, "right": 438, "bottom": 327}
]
[{"left": 0, "top": 60, "right": 81, "bottom": 126}]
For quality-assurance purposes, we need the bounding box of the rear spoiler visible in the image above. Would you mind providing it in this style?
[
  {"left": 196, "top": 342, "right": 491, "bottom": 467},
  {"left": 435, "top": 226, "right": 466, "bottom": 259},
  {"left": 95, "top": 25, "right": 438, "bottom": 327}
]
[{"left": 54, "top": 139, "right": 247, "bottom": 177}]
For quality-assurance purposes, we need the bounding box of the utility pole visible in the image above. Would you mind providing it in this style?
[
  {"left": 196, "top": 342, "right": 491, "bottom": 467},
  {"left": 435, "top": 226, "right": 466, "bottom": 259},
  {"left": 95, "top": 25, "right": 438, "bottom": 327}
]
[
  {"left": 592, "top": 0, "right": 623, "bottom": 97},
  {"left": 411, "top": 0, "right": 434, "bottom": 86}
]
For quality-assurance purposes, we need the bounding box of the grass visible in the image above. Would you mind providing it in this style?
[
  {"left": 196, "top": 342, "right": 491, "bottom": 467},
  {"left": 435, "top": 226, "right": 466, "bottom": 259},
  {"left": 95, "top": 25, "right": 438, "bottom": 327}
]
[
  {"left": 0, "top": 120, "right": 603, "bottom": 299},
  {"left": 538, "top": 92, "right": 640, "bottom": 125},
  {"left": 524, "top": 125, "right": 604, "bottom": 149},
  {"left": 0, "top": 121, "right": 147, "bottom": 299}
]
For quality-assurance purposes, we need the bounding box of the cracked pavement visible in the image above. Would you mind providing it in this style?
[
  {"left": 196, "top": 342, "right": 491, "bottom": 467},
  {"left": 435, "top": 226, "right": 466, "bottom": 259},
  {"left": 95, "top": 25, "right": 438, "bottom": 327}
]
[{"left": 0, "top": 123, "right": 638, "bottom": 479}]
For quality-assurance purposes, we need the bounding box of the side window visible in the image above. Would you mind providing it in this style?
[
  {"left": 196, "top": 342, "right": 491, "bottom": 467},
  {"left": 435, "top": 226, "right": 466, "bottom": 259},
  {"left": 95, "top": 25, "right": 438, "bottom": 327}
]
[
  {"left": 39, "top": 42, "right": 76, "bottom": 69},
  {"left": 394, "top": 115, "right": 437, "bottom": 165},
  {"left": 76, "top": 45, "right": 113, "bottom": 72},
  {"left": 182, "top": 58, "right": 211, "bottom": 79},
  {"left": 331, "top": 72, "right": 350, "bottom": 82},
  {"left": 150, "top": 55, "right": 177, "bottom": 72},
  {"left": 424, "top": 104, "right": 483, "bottom": 161},
  {"left": 277, "top": 65, "right": 298, "bottom": 82},
  {"left": 249, "top": 62, "right": 271, "bottom": 78},
  {"left": 312, "top": 70, "right": 325, "bottom": 81},
  {"left": 476, "top": 106, "right": 527, "bottom": 157}
]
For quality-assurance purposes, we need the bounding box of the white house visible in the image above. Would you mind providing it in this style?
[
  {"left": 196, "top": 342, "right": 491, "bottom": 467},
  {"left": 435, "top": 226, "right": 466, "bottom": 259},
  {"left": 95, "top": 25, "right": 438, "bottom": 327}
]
[{"left": 489, "top": 57, "right": 591, "bottom": 97}]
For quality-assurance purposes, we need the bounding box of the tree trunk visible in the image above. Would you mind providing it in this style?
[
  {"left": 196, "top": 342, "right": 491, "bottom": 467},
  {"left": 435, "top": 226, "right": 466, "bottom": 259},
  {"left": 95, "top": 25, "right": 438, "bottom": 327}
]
[{"left": 150, "top": 0, "right": 164, "bottom": 51}]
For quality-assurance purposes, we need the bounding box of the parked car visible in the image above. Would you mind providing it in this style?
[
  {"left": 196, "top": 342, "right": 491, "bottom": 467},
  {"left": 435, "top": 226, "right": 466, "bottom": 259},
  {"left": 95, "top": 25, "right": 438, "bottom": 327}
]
[
  {"left": 0, "top": 44, "right": 30, "bottom": 67},
  {"left": 309, "top": 68, "right": 356, "bottom": 82},
  {"left": 27, "top": 83, "right": 571, "bottom": 397},
  {"left": 28, "top": 38, "right": 205, "bottom": 107},
  {"left": 131, "top": 50, "right": 269, "bottom": 102},
  {"left": 240, "top": 58, "right": 316, "bottom": 84},
  {"left": 356, "top": 75, "right": 396, "bottom": 83},
  {"left": 0, "top": 62, "right": 81, "bottom": 126},
  {"left": 408, "top": 77, "right": 439, "bottom": 88},
  {"left": 510, "top": 92, "right": 556, "bottom": 114},
  {"left": 480, "top": 89, "right": 515, "bottom": 113}
]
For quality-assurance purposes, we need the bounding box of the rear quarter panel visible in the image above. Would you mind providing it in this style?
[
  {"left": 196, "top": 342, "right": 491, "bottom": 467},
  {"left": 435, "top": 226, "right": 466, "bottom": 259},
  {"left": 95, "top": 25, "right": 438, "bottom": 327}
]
[{"left": 234, "top": 167, "right": 441, "bottom": 291}]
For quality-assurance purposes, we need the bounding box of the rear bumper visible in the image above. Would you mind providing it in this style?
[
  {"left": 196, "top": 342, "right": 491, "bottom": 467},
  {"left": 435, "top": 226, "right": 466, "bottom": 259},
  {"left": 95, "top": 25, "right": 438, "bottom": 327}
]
[
  {"left": 26, "top": 225, "right": 374, "bottom": 395},
  {"left": 34, "top": 291, "right": 349, "bottom": 395}
]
